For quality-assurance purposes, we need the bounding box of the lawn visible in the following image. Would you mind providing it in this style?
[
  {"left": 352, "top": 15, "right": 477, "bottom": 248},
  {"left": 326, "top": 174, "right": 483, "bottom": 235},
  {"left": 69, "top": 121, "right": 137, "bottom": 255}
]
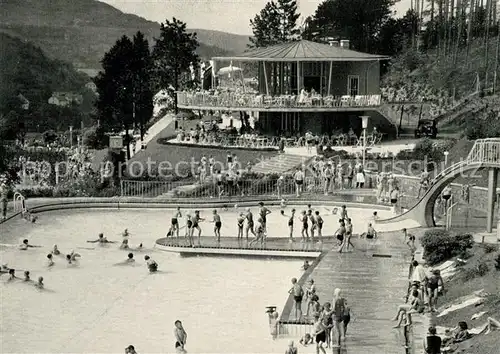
[
  {"left": 431, "top": 243, "right": 500, "bottom": 354},
  {"left": 126, "top": 119, "right": 279, "bottom": 178}
]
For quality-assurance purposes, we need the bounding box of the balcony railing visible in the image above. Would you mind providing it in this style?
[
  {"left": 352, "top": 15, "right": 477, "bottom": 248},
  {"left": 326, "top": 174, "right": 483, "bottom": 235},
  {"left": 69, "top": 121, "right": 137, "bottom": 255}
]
[{"left": 177, "top": 91, "right": 382, "bottom": 109}]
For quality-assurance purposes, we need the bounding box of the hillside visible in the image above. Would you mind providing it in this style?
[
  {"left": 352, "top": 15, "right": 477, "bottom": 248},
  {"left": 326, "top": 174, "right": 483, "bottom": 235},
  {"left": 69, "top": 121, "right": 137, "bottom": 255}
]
[
  {"left": 0, "top": 32, "right": 94, "bottom": 130},
  {"left": 0, "top": 32, "right": 88, "bottom": 105},
  {"left": 0, "top": 0, "right": 249, "bottom": 69}
]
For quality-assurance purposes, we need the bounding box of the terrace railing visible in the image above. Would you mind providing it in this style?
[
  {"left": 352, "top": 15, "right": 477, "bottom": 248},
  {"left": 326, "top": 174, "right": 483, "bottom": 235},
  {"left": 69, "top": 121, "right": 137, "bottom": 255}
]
[{"left": 177, "top": 91, "right": 381, "bottom": 109}]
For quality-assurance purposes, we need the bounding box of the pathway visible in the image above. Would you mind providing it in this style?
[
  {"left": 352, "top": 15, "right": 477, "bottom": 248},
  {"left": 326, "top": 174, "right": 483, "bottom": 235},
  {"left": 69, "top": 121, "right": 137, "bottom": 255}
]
[
  {"left": 279, "top": 231, "right": 418, "bottom": 353},
  {"left": 130, "top": 113, "right": 176, "bottom": 158}
]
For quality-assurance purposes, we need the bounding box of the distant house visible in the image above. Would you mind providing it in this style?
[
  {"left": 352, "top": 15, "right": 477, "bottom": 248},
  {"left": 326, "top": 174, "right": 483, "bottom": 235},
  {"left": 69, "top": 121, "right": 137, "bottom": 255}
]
[
  {"left": 48, "top": 92, "right": 83, "bottom": 107},
  {"left": 17, "top": 94, "right": 30, "bottom": 110},
  {"left": 85, "top": 82, "right": 97, "bottom": 93}
]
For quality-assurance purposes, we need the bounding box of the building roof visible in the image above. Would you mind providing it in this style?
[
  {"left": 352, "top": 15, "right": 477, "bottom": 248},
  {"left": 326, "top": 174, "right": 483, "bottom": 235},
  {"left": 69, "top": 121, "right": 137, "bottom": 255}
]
[{"left": 212, "top": 40, "right": 389, "bottom": 62}]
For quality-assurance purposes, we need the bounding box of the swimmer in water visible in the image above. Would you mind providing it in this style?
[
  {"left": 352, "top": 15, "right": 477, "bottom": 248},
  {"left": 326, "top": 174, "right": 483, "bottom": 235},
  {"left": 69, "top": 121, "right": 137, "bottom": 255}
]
[
  {"left": 19, "top": 239, "right": 41, "bottom": 250},
  {"left": 125, "top": 345, "right": 137, "bottom": 354},
  {"left": 47, "top": 254, "right": 55, "bottom": 267},
  {"left": 35, "top": 276, "right": 44, "bottom": 289},
  {"left": 212, "top": 209, "right": 222, "bottom": 243},
  {"left": 52, "top": 245, "right": 61, "bottom": 255},
  {"left": 126, "top": 253, "right": 135, "bottom": 263},
  {"left": 23, "top": 271, "right": 31, "bottom": 281},
  {"left": 66, "top": 251, "right": 81, "bottom": 264},
  {"left": 8, "top": 268, "right": 18, "bottom": 280},
  {"left": 87, "top": 233, "right": 115, "bottom": 244},
  {"left": 120, "top": 239, "right": 129, "bottom": 249},
  {"left": 122, "top": 229, "right": 130, "bottom": 238},
  {"left": 144, "top": 255, "right": 158, "bottom": 272}
]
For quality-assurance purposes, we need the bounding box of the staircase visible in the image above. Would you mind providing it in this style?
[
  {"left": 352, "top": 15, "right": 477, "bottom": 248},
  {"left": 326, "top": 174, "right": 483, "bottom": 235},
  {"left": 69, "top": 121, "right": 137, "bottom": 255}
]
[{"left": 251, "top": 154, "right": 310, "bottom": 175}]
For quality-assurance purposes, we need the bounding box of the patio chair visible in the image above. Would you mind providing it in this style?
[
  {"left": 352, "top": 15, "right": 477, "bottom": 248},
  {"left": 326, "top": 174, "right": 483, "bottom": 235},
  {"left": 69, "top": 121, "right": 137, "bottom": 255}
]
[{"left": 340, "top": 95, "right": 352, "bottom": 106}]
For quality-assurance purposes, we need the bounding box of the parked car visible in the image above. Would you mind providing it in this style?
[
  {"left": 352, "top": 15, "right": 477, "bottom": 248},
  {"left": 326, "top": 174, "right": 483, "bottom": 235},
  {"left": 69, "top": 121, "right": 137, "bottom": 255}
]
[{"left": 415, "top": 119, "right": 438, "bottom": 138}]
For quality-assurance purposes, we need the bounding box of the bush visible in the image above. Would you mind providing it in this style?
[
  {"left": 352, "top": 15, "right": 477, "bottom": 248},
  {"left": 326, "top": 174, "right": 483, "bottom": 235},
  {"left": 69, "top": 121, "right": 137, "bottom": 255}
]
[
  {"left": 83, "top": 125, "right": 108, "bottom": 149},
  {"left": 42, "top": 130, "right": 58, "bottom": 145},
  {"left": 462, "top": 260, "right": 490, "bottom": 281},
  {"left": 421, "top": 229, "right": 474, "bottom": 266},
  {"left": 482, "top": 244, "right": 499, "bottom": 254},
  {"left": 495, "top": 254, "right": 500, "bottom": 271}
]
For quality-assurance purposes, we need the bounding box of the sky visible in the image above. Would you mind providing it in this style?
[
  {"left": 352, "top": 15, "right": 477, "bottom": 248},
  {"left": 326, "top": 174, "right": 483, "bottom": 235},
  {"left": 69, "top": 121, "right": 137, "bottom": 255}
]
[{"left": 100, "top": 0, "right": 412, "bottom": 35}]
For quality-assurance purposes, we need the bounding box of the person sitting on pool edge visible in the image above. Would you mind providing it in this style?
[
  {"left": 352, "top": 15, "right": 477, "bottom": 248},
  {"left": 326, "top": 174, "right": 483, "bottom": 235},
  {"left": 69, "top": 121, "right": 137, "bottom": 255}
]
[
  {"left": 87, "top": 233, "right": 116, "bottom": 244},
  {"left": 144, "top": 255, "right": 158, "bottom": 272}
]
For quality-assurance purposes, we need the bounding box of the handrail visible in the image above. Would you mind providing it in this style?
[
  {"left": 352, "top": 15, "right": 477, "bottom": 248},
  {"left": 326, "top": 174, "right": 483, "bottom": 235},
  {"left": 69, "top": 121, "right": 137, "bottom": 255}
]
[
  {"left": 13, "top": 192, "right": 27, "bottom": 213},
  {"left": 445, "top": 200, "right": 457, "bottom": 231},
  {"left": 176, "top": 91, "right": 382, "bottom": 109}
]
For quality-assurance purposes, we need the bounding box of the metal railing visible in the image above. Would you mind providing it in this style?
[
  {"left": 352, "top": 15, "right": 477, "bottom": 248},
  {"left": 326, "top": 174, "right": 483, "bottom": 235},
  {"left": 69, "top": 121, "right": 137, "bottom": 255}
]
[
  {"left": 13, "top": 192, "right": 27, "bottom": 213},
  {"left": 172, "top": 133, "right": 379, "bottom": 150},
  {"left": 177, "top": 91, "right": 382, "bottom": 109},
  {"left": 120, "top": 177, "right": 377, "bottom": 199},
  {"left": 445, "top": 200, "right": 458, "bottom": 231},
  {"left": 466, "top": 138, "right": 500, "bottom": 165}
]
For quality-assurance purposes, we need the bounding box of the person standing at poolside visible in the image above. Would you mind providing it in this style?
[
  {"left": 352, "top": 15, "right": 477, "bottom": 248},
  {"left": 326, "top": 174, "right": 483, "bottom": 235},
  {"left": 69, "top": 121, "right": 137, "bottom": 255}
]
[
  {"left": 294, "top": 168, "right": 304, "bottom": 197},
  {"left": 169, "top": 207, "right": 182, "bottom": 238},
  {"left": 332, "top": 288, "right": 348, "bottom": 348},
  {"left": 191, "top": 210, "right": 204, "bottom": 245},
  {"left": 314, "top": 211, "right": 323, "bottom": 243},
  {"left": 403, "top": 228, "right": 416, "bottom": 253},
  {"left": 249, "top": 218, "right": 265, "bottom": 246},
  {"left": 339, "top": 218, "right": 355, "bottom": 253},
  {"left": 288, "top": 209, "right": 296, "bottom": 242},
  {"left": 285, "top": 340, "right": 298, "bottom": 354},
  {"left": 308, "top": 209, "right": 316, "bottom": 241},
  {"left": 300, "top": 211, "right": 309, "bottom": 242},
  {"left": 245, "top": 208, "right": 256, "bottom": 241},
  {"left": 288, "top": 278, "right": 304, "bottom": 320},
  {"left": 174, "top": 320, "right": 187, "bottom": 352},
  {"left": 237, "top": 213, "right": 245, "bottom": 240},
  {"left": 212, "top": 209, "right": 222, "bottom": 243},
  {"left": 258, "top": 202, "right": 271, "bottom": 234},
  {"left": 339, "top": 205, "right": 348, "bottom": 222},
  {"left": 335, "top": 220, "right": 346, "bottom": 248},
  {"left": 313, "top": 314, "right": 327, "bottom": 354}
]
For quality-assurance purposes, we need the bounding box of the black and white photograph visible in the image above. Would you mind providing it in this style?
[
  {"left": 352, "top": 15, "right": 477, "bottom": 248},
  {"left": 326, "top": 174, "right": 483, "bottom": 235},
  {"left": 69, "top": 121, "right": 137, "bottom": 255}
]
[{"left": 1, "top": 0, "right": 500, "bottom": 353}]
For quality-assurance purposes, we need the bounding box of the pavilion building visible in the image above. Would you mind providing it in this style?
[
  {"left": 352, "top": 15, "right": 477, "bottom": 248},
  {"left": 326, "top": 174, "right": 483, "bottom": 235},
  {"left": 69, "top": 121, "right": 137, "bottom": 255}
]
[{"left": 177, "top": 39, "right": 392, "bottom": 137}]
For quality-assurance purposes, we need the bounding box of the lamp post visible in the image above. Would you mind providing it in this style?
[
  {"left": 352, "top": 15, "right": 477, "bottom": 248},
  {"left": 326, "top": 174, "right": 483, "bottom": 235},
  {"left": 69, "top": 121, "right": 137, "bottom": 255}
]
[
  {"left": 360, "top": 115, "right": 370, "bottom": 169},
  {"left": 444, "top": 151, "right": 449, "bottom": 166}
]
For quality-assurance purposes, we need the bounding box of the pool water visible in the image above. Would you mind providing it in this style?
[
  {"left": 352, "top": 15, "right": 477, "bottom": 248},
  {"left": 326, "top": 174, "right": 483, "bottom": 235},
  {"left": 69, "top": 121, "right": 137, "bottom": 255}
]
[{"left": 0, "top": 206, "right": 413, "bottom": 353}]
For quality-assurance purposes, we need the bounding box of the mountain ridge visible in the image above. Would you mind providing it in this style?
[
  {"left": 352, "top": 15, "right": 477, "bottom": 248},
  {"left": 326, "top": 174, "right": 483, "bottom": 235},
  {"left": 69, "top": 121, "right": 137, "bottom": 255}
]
[{"left": 0, "top": 0, "right": 250, "bottom": 70}]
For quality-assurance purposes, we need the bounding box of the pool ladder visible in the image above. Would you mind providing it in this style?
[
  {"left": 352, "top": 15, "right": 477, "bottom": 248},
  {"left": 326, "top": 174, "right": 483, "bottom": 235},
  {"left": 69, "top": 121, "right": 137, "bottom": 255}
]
[{"left": 13, "top": 192, "right": 27, "bottom": 213}]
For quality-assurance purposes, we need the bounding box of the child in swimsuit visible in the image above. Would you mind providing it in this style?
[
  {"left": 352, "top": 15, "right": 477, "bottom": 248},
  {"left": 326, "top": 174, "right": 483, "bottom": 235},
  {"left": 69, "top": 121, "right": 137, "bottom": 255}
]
[
  {"left": 301, "top": 211, "right": 309, "bottom": 242},
  {"left": 245, "top": 208, "right": 256, "bottom": 240},
  {"left": 185, "top": 214, "right": 193, "bottom": 245},
  {"left": 249, "top": 218, "right": 265, "bottom": 246},
  {"left": 170, "top": 207, "right": 182, "bottom": 237},
  {"left": 144, "top": 255, "right": 158, "bottom": 272},
  {"left": 308, "top": 209, "right": 316, "bottom": 240},
  {"left": 212, "top": 209, "right": 222, "bottom": 242},
  {"left": 315, "top": 211, "right": 323, "bottom": 241},
  {"left": 237, "top": 213, "right": 245, "bottom": 240},
  {"left": 288, "top": 209, "right": 296, "bottom": 242},
  {"left": 299, "top": 333, "right": 313, "bottom": 346}
]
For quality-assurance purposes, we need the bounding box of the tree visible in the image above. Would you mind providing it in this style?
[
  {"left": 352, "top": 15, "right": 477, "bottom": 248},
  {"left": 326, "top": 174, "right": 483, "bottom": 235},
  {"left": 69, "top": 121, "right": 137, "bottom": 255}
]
[
  {"left": 249, "top": 0, "right": 300, "bottom": 48},
  {"left": 131, "top": 31, "right": 154, "bottom": 141},
  {"left": 152, "top": 18, "right": 199, "bottom": 114},
  {"left": 94, "top": 35, "right": 136, "bottom": 158},
  {"left": 377, "top": 10, "right": 419, "bottom": 55},
  {"left": 307, "top": 0, "right": 396, "bottom": 52}
]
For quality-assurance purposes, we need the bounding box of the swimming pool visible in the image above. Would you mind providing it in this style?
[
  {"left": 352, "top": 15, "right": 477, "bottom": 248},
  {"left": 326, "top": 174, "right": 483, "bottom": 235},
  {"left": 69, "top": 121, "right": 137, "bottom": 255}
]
[{"left": 0, "top": 205, "right": 414, "bottom": 353}]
